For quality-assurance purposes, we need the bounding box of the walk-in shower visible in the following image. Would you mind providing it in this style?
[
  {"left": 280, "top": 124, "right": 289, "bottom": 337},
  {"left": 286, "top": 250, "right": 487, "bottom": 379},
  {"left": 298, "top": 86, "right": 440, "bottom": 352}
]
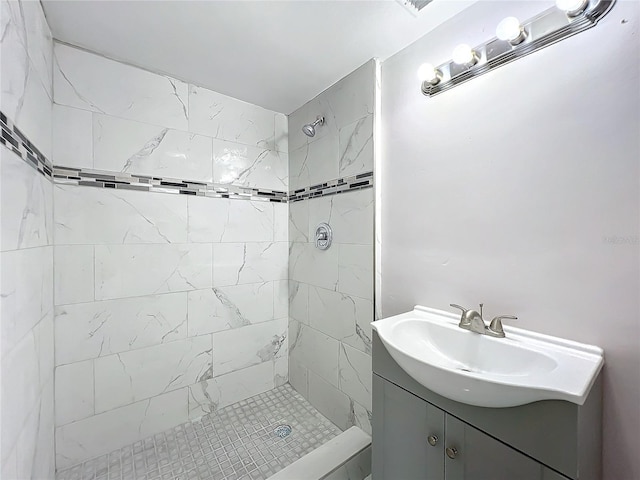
[
  {"left": 302, "top": 116, "right": 325, "bottom": 137},
  {"left": 2, "top": 1, "right": 375, "bottom": 476}
]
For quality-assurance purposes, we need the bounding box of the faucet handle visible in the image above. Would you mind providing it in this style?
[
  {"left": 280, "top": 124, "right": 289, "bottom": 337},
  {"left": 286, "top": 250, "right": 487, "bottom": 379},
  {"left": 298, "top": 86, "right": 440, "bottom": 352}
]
[
  {"left": 449, "top": 304, "right": 468, "bottom": 314},
  {"left": 488, "top": 315, "right": 518, "bottom": 337},
  {"left": 450, "top": 304, "right": 472, "bottom": 327}
]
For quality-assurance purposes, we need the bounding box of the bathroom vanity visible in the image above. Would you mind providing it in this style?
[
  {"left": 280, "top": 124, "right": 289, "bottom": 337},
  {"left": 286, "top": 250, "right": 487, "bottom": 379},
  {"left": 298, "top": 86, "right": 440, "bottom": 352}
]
[{"left": 371, "top": 308, "right": 603, "bottom": 480}]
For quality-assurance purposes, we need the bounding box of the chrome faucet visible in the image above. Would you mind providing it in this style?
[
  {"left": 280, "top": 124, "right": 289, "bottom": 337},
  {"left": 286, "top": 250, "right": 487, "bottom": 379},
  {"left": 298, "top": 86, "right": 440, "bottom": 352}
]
[{"left": 450, "top": 303, "right": 517, "bottom": 338}]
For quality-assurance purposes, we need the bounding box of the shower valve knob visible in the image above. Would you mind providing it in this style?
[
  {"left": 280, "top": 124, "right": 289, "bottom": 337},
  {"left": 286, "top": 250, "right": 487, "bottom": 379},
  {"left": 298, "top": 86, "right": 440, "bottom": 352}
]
[{"left": 314, "top": 223, "right": 332, "bottom": 250}]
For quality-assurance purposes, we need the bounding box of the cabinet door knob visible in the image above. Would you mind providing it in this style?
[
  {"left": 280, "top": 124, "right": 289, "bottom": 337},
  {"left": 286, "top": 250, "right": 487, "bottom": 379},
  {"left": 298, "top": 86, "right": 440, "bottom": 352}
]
[
  {"left": 427, "top": 435, "right": 438, "bottom": 446},
  {"left": 446, "top": 446, "right": 458, "bottom": 459}
]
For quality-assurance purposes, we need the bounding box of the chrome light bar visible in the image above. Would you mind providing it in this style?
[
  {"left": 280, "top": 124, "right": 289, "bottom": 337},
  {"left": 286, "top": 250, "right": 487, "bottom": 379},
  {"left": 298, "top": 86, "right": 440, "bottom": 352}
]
[{"left": 420, "top": 0, "right": 615, "bottom": 97}]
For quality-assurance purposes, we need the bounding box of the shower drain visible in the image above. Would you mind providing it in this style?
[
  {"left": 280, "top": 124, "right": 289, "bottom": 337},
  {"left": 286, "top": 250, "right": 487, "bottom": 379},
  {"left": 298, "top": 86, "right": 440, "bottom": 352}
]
[{"left": 274, "top": 424, "right": 292, "bottom": 438}]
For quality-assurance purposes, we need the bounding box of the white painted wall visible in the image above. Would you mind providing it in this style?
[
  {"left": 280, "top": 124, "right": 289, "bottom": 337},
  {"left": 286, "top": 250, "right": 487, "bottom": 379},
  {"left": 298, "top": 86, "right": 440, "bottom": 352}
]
[{"left": 380, "top": 1, "right": 639, "bottom": 479}]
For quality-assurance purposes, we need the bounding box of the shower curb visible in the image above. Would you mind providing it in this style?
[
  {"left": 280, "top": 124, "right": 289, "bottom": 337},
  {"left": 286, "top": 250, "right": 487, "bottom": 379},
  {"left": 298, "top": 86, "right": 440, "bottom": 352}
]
[{"left": 266, "top": 426, "right": 371, "bottom": 480}]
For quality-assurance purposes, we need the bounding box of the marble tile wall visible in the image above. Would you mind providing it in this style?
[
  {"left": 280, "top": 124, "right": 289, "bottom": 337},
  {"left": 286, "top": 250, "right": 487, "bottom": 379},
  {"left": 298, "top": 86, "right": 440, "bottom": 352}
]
[
  {"left": 51, "top": 43, "right": 290, "bottom": 469},
  {"left": 52, "top": 43, "right": 288, "bottom": 185},
  {"left": 2, "top": 16, "right": 375, "bottom": 475},
  {"left": 0, "top": 0, "right": 55, "bottom": 478},
  {"left": 287, "top": 60, "right": 376, "bottom": 436}
]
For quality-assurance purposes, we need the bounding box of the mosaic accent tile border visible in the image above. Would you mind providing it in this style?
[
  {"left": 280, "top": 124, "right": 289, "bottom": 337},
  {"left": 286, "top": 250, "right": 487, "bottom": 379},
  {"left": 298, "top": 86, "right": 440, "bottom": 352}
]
[
  {"left": 0, "top": 111, "right": 53, "bottom": 178},
  {"left": 53, "top": 166, "right": 288, "bottom": 203},
  {"left": 288, "top": 171, "right": 374, "bottom": 202},
  {"left": 1, "top": 110, "right": 373, "bottom": 203}
]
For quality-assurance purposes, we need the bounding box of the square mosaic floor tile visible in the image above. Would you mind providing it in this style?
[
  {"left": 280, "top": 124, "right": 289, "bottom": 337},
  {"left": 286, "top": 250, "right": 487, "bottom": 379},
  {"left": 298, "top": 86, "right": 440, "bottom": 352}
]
[{"left": 56, "top": 384, "right": 342, "bottom": 480}]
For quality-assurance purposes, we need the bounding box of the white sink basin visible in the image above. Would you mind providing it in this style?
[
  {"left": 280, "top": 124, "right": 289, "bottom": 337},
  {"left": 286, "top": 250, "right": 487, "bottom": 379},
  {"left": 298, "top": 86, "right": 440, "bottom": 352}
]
[{"left": 372, "top": 306, "right": 604, "bottom": 408}]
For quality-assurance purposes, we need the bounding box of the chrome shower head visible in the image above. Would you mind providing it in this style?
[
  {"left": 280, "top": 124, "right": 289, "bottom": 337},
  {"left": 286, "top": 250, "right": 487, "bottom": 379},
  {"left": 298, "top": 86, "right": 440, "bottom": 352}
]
[
  {"left": 302, "top": 124, "right": 315, "bottom": 137},
  {"left": 302, "top": 116, "right": 325, "bottom": 137}
]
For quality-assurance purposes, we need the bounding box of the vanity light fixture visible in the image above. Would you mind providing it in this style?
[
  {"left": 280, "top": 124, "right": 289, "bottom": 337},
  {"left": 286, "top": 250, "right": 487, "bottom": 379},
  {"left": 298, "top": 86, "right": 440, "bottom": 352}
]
[
  {"left": 556, "top": 0, "right": 590, "bottom": 16},
  {"left": 495, "top": 17, "right": 527, "bottom": 45},
  {"left": 452, "top": 44, "right": 478, "bottom": 67},
  {"left": 417, "top": 63, "right": 442, "bottom": 85},
  {"left": 420, "top": 0, "right": 615, "bottom": 97}
]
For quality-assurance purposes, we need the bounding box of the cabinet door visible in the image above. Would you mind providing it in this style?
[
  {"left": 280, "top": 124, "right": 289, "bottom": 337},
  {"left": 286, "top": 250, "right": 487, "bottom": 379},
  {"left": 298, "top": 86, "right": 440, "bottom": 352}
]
[
  {"left": 373, "top": 375, "right": 445, "bottom": 479},
  {"left": 444, "top": 415, "right": 545, "bottom": 480},
  {"left": 542, "top": 468, "right": 569, "bottom": 480}
]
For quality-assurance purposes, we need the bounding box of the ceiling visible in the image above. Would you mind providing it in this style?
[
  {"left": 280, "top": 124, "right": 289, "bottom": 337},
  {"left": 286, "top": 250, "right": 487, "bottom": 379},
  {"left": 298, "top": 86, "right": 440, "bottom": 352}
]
[{"left": 41, "top": 0, "right": 477, "bottom": 114}]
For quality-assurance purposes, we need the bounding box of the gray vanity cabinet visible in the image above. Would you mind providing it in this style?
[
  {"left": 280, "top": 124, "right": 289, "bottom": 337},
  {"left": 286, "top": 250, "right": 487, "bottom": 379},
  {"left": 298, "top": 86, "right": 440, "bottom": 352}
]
[
  {"left": 444, "top": 414, "right": 558, "bottom": 480},
  {"left": 373, "top": 376, "right": 556, "bottom": 480},
  {"left": 372, "top": 331, "right": 602, "bottom": 480},
  {"left": 372, "top": 375, "right": 444, "bottom": 479}
]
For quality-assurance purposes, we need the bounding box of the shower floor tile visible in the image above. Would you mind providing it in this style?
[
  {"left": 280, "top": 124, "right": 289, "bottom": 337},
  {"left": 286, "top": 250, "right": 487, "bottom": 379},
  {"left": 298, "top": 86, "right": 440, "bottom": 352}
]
[{"left": 56, "top": 384, "right": 342, "bottom": 480}]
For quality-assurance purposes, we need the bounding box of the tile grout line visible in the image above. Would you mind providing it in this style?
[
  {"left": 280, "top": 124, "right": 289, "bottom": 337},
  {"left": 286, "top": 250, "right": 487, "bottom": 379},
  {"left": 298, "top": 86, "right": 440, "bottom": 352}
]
[
  {"left": 53, "top": 316, "right": 290, "bottom": 369},
  {"left": 52, "top": 279, "right": 289, "bottom": 309}
]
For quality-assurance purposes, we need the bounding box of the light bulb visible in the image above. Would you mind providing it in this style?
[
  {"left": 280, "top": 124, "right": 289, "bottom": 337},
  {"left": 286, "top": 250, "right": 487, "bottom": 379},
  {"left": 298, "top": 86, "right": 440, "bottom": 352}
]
[
  {"left": 555, "top": 0, "right": 588, "bottom": 15},
  {"left": 496, "top": 17, "right": 527, "bottom": 44},
  {"left": 452, "top": 44, "right": 477, "bottom": 66},
  {"left": 417, "top": 63, "right": 441, "bottom": 85}
]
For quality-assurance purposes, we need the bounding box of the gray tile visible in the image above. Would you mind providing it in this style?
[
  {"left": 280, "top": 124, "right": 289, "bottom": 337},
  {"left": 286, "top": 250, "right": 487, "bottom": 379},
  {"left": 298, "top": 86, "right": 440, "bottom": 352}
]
[{"left": 56, "top": 384, "right": 341, "bottom": 480}]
